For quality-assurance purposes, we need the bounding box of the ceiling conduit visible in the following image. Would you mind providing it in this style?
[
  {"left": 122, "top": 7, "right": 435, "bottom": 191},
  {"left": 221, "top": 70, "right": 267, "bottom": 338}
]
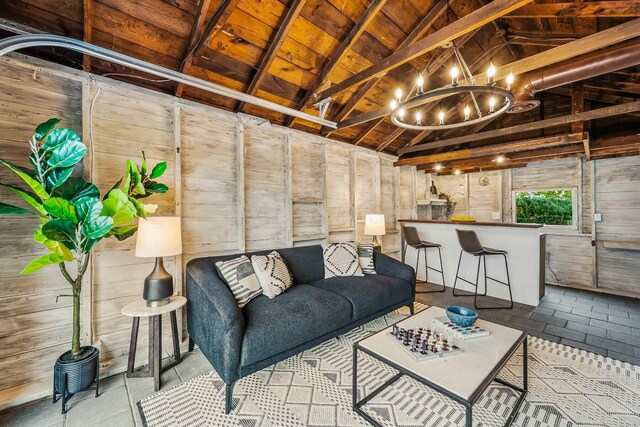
[
  {"left": 0, "top": 34, "right": 338, "bottom": 129},
  {"left": 508, "top": 38, "right": 640, "bottom": 113}
]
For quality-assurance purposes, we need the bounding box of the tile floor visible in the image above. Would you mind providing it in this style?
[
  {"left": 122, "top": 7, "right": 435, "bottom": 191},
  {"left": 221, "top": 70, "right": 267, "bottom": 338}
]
[{"left": 1, "top": 284, "right": 639, "bottom": 426}]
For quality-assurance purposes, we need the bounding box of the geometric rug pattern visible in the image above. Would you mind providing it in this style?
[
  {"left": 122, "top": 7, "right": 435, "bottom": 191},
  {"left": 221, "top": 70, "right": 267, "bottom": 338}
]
[{"left": 138, "top": 304, "right": 640, "bottom": 426}]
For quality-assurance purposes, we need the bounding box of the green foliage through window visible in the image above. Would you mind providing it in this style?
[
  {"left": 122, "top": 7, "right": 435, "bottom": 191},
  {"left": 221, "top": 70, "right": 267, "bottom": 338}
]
[{"left": 515, "top": 190, "right": 573, "bottom": 226}]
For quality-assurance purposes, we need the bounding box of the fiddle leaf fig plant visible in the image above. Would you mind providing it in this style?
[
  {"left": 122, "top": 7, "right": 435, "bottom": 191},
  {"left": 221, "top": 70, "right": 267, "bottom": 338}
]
[{"left": 0, "top": 118, "right": 169, "bottom": 358}]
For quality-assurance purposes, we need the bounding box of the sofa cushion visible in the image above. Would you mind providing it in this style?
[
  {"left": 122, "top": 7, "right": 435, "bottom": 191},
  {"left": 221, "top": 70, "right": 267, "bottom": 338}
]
[
  {"left": 323, "top": 243, "right": 364, "bottom": 278},
  {"left": 241, "top": 284, "right": 353, "bottom": 367},
  {"left": 309, "top": 275, "right": 412, "bottom": 320},
  {"left": 251, "top": 251, "right": 292, "bottom": 298}
]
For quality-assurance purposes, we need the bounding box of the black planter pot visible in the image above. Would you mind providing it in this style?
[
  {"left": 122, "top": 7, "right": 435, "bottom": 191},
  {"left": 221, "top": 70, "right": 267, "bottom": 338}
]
[{"left": 52, "top": 346, "right": 100, "bottom": 414}]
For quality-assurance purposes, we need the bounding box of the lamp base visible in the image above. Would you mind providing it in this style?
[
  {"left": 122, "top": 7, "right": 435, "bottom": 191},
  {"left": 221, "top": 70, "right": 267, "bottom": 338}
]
[
  {"left": 372, "top": 235, "right": 383, "bottom": 253},
  {"left": 143, "top": 257, "right": 174, "bottom": 307}
]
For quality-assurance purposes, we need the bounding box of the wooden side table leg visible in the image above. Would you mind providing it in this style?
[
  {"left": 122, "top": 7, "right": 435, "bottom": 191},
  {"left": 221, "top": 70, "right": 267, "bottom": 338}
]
[
  {"left": 127, "top": 317, "right": 140, "bottom": 377},
  {"left": 148, "top": 316, "right": 155, "bottom": 377},
  {"left": 153, "top": 315, "right": 162, "bottom": 391},
  {"left": 170, "top": 311, "right": 181, "bottom": 363}
]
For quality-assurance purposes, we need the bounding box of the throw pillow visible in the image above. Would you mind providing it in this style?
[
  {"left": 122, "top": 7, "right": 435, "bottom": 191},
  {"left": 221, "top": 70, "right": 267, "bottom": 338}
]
[
  {"left": 251, "top": 251, "right": 293, "bottom": 298},
  {"left": 215, "top": 256, "right": 262, "bottom": 308},
  {"left": 357, "top": 243, "right": 377, "bottom": 275},
  {"left": 323, "top": 243, "right": 364, "bottom": 278}
]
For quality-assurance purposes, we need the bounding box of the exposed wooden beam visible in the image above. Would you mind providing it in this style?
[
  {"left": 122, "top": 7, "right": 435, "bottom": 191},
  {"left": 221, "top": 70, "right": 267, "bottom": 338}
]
[
  {"left": 436, "top": 163, "right": 528, "bottom": 176},
  {"left": 505, "top": 1, "right": 640, "bottom": 19},
  {"left": 571, "top": 82, "right": 589, "bottom": 159},
  {"left": 315, "top": 0, "right": 534, "bottom": 101},
  {"left": 320, "top": 0, "right": 448, "bottom": 136},
  {"left": 376, "top": 128, "right": 406, "bottom": 151},
  {"left": 548, "top": 87, "right": 640, "bottom": 118},
  {"left": 83, "top": 0, "right": 92, "bottom": 71},
  {"left": 238, "top": 0, "right": 306, "bottom": 112},
  {"left": 353, "top": 120, "right": 383, "bottom": 146},
  {"left": 395, "top": 133, "right": 587, "bottom": 166},
  {"left": 286, "top": 0, "right": 389, "bottom": 127},
  {"left": 398, "top": 101, "right": 640, "bottom": 156},
  {"left": 175, "top": 0, "right": 240, "bottom": 97}
]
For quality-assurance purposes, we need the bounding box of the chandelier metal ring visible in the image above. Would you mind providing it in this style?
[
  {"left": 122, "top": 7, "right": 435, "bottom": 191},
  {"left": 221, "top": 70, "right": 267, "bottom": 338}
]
[{"left": 390, "top": 85, "right": 515, "bottom": 131}]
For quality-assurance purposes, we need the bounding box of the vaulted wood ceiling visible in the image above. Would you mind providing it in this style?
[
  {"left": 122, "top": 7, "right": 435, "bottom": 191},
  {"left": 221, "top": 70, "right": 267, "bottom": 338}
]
[{"left": 2, "top": 0, "right": 639, "bottom": 171}]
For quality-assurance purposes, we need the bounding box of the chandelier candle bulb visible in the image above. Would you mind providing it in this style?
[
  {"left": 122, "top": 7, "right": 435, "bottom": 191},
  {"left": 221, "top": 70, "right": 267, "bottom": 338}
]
[
  {"left": 450, "top": 65, "right": 459, "bottom": 87},
  {"left": 487, "top": 62, "right": 497, "bottom": 85},
  {"left": 395, "top": 87, "right": 402, "bottom": 101},
  {"left": 506, "top": 72, "right": 515, "bottom": 91},
  {"left": 489, "top": 96, "right": 496, "bottom": 113},
  {"left": 398, "top": 108, "right": 405, "bottom": 120},
  {"left": 415, "top": 111, "right": 422, "bottom": 125},
  {"left": 463, "top": 105, "right": 471, "bottom": 121},
  {"left": 416, "top": 74, "right": 425, "bottom": 93},
  {"left": 438, "top": 110, "right": 445, "bottom": 126},
  {"left": 390, "top": 100, "right": 398, "bottom": 110}
]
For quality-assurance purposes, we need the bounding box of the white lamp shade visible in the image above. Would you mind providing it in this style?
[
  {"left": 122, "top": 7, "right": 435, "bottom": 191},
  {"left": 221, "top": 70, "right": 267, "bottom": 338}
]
[
  {"left": 364, "top": 214, "right": 386, "bottom": 236},
  {"left": 135, "top": 217, "right": 182, "bottom": 258}
]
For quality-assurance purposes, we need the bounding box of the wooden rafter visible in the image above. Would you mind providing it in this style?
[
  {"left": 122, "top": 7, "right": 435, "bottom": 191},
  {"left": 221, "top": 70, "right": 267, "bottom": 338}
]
[
  {"left": 286, "top": 0, "right": 390, "bottom": 127},
  {"left": 376, "top": 128, "right": 405, "bottom": 151},
  {"left": 505, "top": 1, "right": 640, "bottom": 19},
  {"left": 572, "top": 82, "right": 589, "bottom": 160},
  {"left": 318, "top": 0, "right": 448, "bottom": 135},
  {"left": 397, "top": 101, "right": 640, "bottom": 158},
  {"left": 353, "top": 120, "right": 384, "bottom": 146},
  {"left": 83, "top": 0, "right": 92, "bottom": 71},
  {"left": 314, "top": 0, "right": 534, "bottom": 101},
  {"left": 175, "top": 0, "right": 240, "bottom": 97},
  {"left": 237, "top": 0, "right": 307, "bottom": 112},
  {"left": 396, "top": 133, "right": 587, "bottom": 167}
]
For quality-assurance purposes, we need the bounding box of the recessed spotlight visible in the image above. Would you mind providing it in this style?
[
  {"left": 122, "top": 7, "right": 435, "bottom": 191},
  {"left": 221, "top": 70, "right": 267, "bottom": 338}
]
[
  {"left": 434, "top": 163, "right": 443, "bottom": 171},
  {"left": 454, "top": 169, "right": 461, "bottom": 175},
  {"left": 495, "top": 155, "right": 506, "bottom": 163}
]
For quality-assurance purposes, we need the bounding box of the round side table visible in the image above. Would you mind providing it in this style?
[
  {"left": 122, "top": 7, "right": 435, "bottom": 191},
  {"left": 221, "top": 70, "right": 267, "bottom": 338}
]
[{"left": 121, "top": 295, "right": 187, "bottom": 391}]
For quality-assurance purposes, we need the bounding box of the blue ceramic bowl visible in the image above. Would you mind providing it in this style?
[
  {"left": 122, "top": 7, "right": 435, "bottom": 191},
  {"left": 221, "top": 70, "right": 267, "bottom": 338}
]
[{"left": 445, "top": 306, "right": 478, "bottom": 327}]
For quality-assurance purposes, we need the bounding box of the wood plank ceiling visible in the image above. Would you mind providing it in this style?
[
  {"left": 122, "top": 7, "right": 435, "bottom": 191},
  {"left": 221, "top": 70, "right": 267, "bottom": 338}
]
[{"left": 1, "top": 0, "right": 639, "bottom": 172}]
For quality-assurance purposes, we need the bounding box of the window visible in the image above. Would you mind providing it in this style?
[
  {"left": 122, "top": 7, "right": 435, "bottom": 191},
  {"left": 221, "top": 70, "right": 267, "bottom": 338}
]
[{"left": 512, "top": 189, "right": 577, "bottom": 228}]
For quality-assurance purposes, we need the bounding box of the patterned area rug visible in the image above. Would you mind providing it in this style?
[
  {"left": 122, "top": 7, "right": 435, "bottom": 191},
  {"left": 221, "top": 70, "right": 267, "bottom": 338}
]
[{"left": 138, "top": 305, "right": 640, "bottom": 426}]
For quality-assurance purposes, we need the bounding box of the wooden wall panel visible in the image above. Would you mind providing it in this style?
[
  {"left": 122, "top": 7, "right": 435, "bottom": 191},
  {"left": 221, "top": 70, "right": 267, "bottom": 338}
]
[
  {"left": 89, "top": 82, "right": 178, "bottom": 376},
  {"left": 243, "top": 127, "right": 290, "bottom": 251},
  {"left": 326, "top": 144, "right": 355, "bottom": 243},
  {"left": 0, "top": 60, "right": 82, "bottom": 407},
  {"left": 398, "top": 166, "right": 416, "bottom": 220},
  {"left": 433, "top": 174, "right": 467, "bottom": 215},
  {"left": 468, "top": 171, "right": 500, "bottom": 222},
  {"left": 512, "top": 159, "right": 579, "bottom": 190},
  {"left": 595, "top": 156, "right": 640, "bottom": 294},
  {"left": 380, "top": 159, "right": 400, "bottom": 255},
  {"left": 355, "top": 152, "right": 379, "bottom": 242}
]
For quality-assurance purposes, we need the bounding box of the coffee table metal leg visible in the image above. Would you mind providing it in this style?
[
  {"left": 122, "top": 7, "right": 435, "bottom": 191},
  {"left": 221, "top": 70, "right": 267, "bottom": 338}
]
[
  {"left": 523, "top": 336, "right": 528, "bottom": 391},
  {"left": 352, "top": 346, "right": 358, "bottom": 410},
  {"left": 465, "top": 404, "right": 473, "bottom": 427}
]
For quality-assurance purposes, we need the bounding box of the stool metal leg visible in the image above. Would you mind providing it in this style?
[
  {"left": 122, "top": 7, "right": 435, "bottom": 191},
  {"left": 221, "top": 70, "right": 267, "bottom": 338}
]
[
  {"left": 417, "top": 246, "right": 446, "bottom": 293},
  {"left": 453, "top": 252, "right": 483, "bottom": 297},
  {"left": 452, "top": 250, "right": 464, "bottom": 296},
  {"left": 474, "top": 253, "right": 514, "bottom": 310}
]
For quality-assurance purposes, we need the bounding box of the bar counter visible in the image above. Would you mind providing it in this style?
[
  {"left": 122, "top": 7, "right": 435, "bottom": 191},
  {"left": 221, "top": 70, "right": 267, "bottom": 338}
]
[{"left": 399, "top": 219, "right": 545, "bottom": 307}]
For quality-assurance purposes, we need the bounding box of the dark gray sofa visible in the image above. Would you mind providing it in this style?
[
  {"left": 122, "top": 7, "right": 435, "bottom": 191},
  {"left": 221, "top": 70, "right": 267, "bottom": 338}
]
[{"left": 185, "top": 245, "right": 415, "bottom": 413}]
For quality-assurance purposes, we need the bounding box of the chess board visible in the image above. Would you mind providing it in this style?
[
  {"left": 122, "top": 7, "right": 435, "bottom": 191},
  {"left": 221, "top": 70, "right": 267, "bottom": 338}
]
[{"left": 388, "top": 324, "right": 463, "bottom": 361}]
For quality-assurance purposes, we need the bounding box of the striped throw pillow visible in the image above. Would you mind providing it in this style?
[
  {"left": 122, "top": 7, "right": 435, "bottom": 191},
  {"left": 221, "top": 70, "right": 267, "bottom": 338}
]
[
  {"left": 323, "top": 243, "right": 364, "bottom": 278},
  {"left": 251, "top": 251, "right": 293, "bottom": 299},
  {"left": 357, "top": 243, "right": 377, "bottom": 275},
  {"left": 215, "top": 256, "right": 262, "bottom": 308}
]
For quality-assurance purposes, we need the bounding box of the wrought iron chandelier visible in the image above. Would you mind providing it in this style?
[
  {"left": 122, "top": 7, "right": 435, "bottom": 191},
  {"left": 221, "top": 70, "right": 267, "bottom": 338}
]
[{"left": 388, "top": 42, "right": 515, "bottom": 131}]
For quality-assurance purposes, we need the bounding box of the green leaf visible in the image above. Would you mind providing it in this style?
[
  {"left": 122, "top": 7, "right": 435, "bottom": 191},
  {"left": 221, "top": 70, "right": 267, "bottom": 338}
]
[
  {"left": 1, "top": 183, "right": 47, "bottom": 216},
  {"left": 42, "top": 128, "right": 81, "bottom": 151},
  {"left": 145, "top": 182, "right": 168, "bottom": 194},
  {"left": 0, "top": 202, "right": 34, "bottom": 215},
  {"left": 52, "top": 177, "right": 100, "bottom": 203},
  {"left": 114, "top": 226, "right": 138, "bottom": 241},
  {"left": 126, "top": 160, "right": 145, "bottom": 196},
  {"left": 0, "top": 159, "right": 49, "bottom": 201},
  {"left": 42, "top": 218, "right": 77, "bottom": 244},
  {"left": 34, "top": 227, "right": 75, "bottom": 261},
  {"left": 129, "top": 198, "right": 147, "bottom": 219},
  {"left": 140, "top": 151, "right": 147, "bottom": 175},
  {"left": 21, "top": 253, "right": 65, "bottom": 274},
  {"left": 83, "top": 216, "right": 113, "bottom": 239},
  {"left": 103, "top": 177, "right": 123, "bottom": 201},
  {"left": 34, "top": 118, "right": 61, "bottom": 142},
  {"left": 45, "top": 165, "right": 74, "bottom": 191},
  {"left": 43, "top": 197, "right": 78, "bottom": 223},
  {"left": 46, "top": 139, "right": 86, "bottom": 169},
  {"left": 81, "top": 238, "right": 99, "bottom": 253},
  {"left": 101, "top": 189, "right": 137, "bottom": 226},
  {"left": 149, "top": 161, "right": 167, "bottom": 179},
  {"left": 74, "top": 197, "right": 102, "bottom": 223}
]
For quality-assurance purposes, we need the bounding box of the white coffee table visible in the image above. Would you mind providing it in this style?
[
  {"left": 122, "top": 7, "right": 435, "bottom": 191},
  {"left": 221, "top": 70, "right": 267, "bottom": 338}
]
[{"left": 353, "top": 306, "right": 528, "bottom": 427}]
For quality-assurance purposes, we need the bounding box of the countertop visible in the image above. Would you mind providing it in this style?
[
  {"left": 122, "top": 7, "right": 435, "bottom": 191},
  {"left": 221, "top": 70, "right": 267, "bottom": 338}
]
[{"left": 398, "top": 219, "right": 544, "bottom": 229}]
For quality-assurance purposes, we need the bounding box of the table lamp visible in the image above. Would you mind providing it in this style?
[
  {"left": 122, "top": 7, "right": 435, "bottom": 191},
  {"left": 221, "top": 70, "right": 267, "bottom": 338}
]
[
  {"left": 135, "top": 217, "right": 182, "bottom": 307},
  {"left": 364, "top": 214, "right": 385, "bottom": 252}
]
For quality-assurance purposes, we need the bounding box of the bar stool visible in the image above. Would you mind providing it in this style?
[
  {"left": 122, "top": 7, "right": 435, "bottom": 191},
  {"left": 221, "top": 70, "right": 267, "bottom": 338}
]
[
  {"left": 453, "top": 229, "right": 513, "bottom": 309},
  {"left": 402, "top": 226, "right": 445, "bottom": 293}
]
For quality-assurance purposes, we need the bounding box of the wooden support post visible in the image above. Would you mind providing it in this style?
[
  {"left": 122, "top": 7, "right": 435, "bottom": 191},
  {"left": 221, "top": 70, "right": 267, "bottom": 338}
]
[
  {"left": 82, "top": 0, "right": 92, "bottom": 72},
  {"left": 572, "top": 82, "right": 588, "bottom": 159}
]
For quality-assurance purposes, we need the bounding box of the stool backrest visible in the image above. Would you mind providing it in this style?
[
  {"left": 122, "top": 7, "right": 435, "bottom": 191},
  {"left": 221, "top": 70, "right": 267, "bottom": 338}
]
[
  {"left": 456, "top": 229, "right": 484, "bottom": 254},
  {"left": 402, "top": 226, "right": 423, "bottom": 247}
]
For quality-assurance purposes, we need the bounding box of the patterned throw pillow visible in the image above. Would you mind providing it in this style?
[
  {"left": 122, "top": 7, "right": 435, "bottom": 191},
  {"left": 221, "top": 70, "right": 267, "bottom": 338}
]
[
  {"left": 357, "top": 243, "right": 377, "bottom": 275},
  {"left": 251, "top": 251, "right": 293, "bottom": 298},
  {"left": 215, "top": 256, "right": 262, "bottom": 308},
  {"left": 323, "top": 243, "right": 364, "bottom": 278}
]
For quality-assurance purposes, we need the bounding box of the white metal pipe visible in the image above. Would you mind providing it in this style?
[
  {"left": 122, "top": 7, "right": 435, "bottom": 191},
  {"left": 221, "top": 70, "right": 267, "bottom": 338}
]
[{"left": 0, "top": 34, "right": 337, "bottom": 128}]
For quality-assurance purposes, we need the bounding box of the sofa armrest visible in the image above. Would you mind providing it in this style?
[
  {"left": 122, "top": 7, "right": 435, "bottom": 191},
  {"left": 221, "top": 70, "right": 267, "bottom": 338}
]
[
  {"left": 373, "top": 251, "right": 416, "bottom": 292},
  {"left": 186, "top": 258, "right": 245, "bottom": 385}
]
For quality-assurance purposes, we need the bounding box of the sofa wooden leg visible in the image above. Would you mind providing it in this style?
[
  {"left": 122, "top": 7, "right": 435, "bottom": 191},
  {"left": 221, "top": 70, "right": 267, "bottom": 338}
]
[
  {"left": 188, "top": 336, "right": 195, "bottom": 352},
  {"left": 225, "top": 382, "right": 235, "bottom": 414}
]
